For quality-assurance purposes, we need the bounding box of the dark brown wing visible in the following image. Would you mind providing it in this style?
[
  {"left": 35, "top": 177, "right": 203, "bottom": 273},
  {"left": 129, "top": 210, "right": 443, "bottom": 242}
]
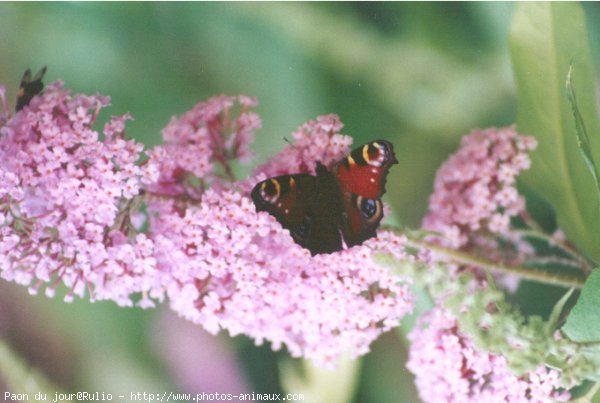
[
  {"left": 332, "top": 140, "right": 398, "bottom": 247},
  {"left": 251, "top": 171, "right": 344, "bottom": 255},
  {"left": 16, "top": 66, "right": 47, "bottom": 112}
]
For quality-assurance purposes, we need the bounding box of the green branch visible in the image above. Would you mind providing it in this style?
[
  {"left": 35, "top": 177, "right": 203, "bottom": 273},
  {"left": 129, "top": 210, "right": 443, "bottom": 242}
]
[
  {"left": 385, "top": 227, "right": 588, "bottom": 289},
  {"left": 408, "top": 237, "right": 585, "bottom": 289}
]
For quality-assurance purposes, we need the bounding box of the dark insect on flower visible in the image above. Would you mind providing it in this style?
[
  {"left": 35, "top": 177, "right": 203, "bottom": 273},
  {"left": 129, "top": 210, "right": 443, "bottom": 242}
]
[
  {"left": 16, "top": 66, "right": 47, "bottom": 112},
  {"left": 252, "top": 140, "right": 397, "bottom": 255}
]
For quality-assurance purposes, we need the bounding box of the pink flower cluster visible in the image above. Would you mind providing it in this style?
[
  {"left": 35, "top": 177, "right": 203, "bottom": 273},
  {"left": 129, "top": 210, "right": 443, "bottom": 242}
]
[
  {"left": 251, "top": 114, "right": 352, "bottom": 180},
  {"left": 0, "top": 81, "right": 160, "bottom": 305},
  {"left": 147, "top": 95, "right": 260, "bottom": 199},
  {"left": 148, "top": 112, "right": 413, "bottom": 367},
  {"left": 407, "top": 307, "right": 569, "bottom": 403},
  {"left": 423, "top": 127, "right": 536, "bottom": 251},
  {"left": 0, "top": 83, "right": 414, "bottom": 366},
  {"left": 151, "top": 192, "right": 412, "bottom": 366},
  {"left": 409, "top": 127, "right": 573, "bottom": 399}
]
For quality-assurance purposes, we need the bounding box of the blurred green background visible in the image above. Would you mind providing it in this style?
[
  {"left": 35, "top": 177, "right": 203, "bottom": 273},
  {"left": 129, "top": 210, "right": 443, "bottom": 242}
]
[{"left": 1, "top": 3, "right": 599, "bottom": 402}]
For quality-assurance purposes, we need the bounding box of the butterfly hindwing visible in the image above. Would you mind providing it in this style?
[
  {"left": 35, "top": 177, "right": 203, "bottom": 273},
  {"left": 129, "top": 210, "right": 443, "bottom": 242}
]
[
  {"left": 16, "top": 66, "right": 47, "bottom": 112},
  {"left": 251, "top": 172, "right": 344, "bottom": 255},
  {"left": 332, "top": 140, "right": 397, "bottom": 247},
  {"left": 340, "top": 193, "right": 383, "bottom": 247}
]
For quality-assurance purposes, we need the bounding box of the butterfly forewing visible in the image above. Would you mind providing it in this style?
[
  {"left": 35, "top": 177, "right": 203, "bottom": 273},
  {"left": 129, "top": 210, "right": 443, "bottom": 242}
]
[
  {"left": 250, "top": 173, "right": 343, "bottom": 254},
  {"left": 332, "top": 140, "right": 397, "bottom": 199}
]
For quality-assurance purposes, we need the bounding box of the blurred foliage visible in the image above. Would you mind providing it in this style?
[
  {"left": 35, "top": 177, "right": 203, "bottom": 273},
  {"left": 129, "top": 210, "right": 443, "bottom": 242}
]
[
  {"left": 280, "top": 355, "right": 360, "bottom": 403},
  {"left": 1, "top": 2, "right": 600, "bottom": 402},
  {"left": 511, "top": 2, "right": 600, "bottom": 261},
  {"left": 0, "top": 337, "right": 71, "bottom": 402}
]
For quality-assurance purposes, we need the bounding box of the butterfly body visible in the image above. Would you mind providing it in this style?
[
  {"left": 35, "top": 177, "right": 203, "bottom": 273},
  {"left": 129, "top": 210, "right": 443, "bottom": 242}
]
[{"left": 251, "top": 140, "right": 397, "bottom": 255}]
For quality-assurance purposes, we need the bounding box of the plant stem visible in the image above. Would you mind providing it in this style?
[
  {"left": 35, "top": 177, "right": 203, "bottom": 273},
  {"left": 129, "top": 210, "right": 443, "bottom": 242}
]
[{"left": 402, "top": 236, "right": 586, "bottom": 289}]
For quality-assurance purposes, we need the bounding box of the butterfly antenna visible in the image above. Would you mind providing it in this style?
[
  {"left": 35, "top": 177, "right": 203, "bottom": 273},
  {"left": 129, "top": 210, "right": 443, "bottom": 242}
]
[{"left": 283, "top": 137, "right": 299, "bottom": 151}]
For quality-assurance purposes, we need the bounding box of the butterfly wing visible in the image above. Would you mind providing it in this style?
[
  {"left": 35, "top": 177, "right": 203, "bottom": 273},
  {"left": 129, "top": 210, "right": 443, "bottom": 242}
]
[
  {"left": 251, "top": 173, "right": 344, "bottom": 255},
  {"left": 16, "top": 66, "right": 47, "bottom": 112},
  {"left": 332, "top": 140, "right": 398, "bottom": 247}
]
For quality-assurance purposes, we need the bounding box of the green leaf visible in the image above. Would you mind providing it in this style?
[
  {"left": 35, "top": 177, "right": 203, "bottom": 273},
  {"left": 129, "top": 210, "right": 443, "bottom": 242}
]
[
  {"left": 563, "top": 269, "right": 600, "bottom": 342},
  {"left": 547, "top": 287, "right": 575, "bottom": 331},
  {"left": 509, "top": 3, "right": 600, "bottom": 261},
  {"left": 567, "top": 64, "right": 600, "bottom": 206}
]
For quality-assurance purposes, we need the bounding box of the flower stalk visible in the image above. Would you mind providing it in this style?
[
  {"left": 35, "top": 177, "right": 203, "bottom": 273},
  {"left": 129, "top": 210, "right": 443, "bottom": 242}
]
[{"left": 403, "top": 235, "right": 586, "bottom": 289}]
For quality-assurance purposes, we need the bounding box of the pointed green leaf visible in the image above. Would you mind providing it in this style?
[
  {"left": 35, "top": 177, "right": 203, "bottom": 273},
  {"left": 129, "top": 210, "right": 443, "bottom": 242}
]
[
  {"left": 547, "top": 287, "right": 575, "bottom": 331},
  {"left": 563, "top": 269, "right": 600, "bottom": 342},
  {"left": 510, "top": 3, "right": 600, "bottom": 260},
  {"left": 567, "top": 65, "right": 600, "bottom": 206}
]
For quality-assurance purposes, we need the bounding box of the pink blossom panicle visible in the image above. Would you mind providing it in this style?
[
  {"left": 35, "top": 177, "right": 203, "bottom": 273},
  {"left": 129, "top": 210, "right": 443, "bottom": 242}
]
[
  {"left": 1, "top": 79, "right": 415, "bottom": 367},
  {"left": 252, "top": 114, "right": 352, "bottom": 180},
  {"left": 0, "top": 81, "right": 160, "bottom": 306},
  {"left": 147, "top": 113, "right": 414, "bottom": 367},
  {"left": 407, "top": 307, "right": 569, "bottom": 403},
  {"left": 422, "top": 126, "right": 536, "bottom": 252},
  {"left": 150, "top": 189, "right": 413, "bottom": 367},
  {"left": 147, "top": 95, "right": 261, "bottom": 199},
  {"left": 411, "top": 127, "right": 571, "bottom": 399}
]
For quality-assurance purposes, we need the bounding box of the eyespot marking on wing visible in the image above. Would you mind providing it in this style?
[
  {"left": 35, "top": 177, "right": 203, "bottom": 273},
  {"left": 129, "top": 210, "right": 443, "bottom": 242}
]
[
  {"left": 363, "top": 142, "right": 391, "bottom": 167},
  {"left": 260, "top": 179, "right": 281, "bottom": 204},
  {"left": 355, "top": 195, "right": 382, "bottom": 222}
]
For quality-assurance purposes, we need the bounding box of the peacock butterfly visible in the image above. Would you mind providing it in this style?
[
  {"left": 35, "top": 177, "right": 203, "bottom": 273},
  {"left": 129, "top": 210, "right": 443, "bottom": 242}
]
[
  {"left": 251, "top": 140, "right": 398, "bottom": 255},
  {"left": 16, "top": 66, "right": 47, "bottom": 112}
]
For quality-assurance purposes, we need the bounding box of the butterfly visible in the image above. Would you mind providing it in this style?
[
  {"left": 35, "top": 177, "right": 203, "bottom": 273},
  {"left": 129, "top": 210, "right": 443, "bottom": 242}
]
[
  {"left": 16, "top": 66, "right": 47, "bottom": 112},
  {"left": 251, "top": 140, "right": 397, "bottom": 255}
]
